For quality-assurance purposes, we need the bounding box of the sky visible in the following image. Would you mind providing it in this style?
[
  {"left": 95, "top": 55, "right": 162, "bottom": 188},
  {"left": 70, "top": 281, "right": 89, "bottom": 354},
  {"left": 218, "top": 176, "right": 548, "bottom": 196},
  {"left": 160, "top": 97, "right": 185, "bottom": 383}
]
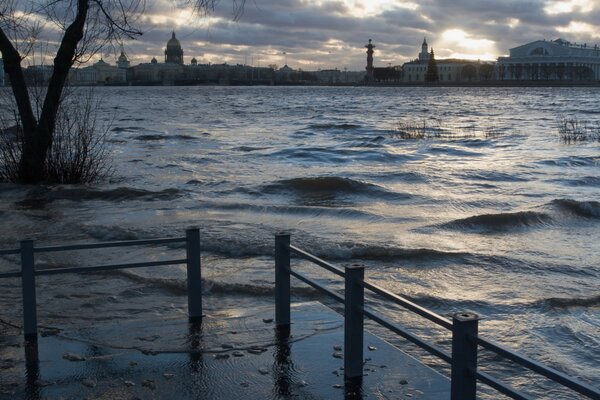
[{"left": 20, "top": 0, "right": 600, "bottom": 70}]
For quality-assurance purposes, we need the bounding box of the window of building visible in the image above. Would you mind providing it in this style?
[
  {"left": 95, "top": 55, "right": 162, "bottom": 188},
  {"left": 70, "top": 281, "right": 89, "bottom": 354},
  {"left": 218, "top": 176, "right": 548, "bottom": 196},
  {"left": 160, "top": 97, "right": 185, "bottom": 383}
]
[{"left": 530, "top": 47, "right": 549, "bottom": 56}]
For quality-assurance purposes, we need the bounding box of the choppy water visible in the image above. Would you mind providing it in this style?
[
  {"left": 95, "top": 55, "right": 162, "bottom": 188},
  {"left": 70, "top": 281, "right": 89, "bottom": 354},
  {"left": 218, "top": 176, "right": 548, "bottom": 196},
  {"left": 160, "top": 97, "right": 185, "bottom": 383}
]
[{"left": 1, "top": 86, "right": 599, "bottom": 399}]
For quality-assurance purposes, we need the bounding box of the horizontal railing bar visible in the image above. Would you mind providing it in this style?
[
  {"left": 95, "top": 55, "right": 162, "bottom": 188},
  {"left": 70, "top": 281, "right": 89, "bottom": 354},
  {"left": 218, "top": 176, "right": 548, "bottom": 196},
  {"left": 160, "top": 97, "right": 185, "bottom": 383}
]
[
  {"left": 362, "top": 281, "right": 453, "bottom": 330},
  {"left": 476, "top": 370, "right": 534, "bottom": 400},
  {"left": 289, "top": 269, "right": 345, "bottom": 304},
  {"left": 289, "top": 246, "right": 345, "bottom": 278},
  {"left": 362, "top": 308, "right": 452, "bottom": 364},
  {"left": 478, "top": 337, "right": 600, "bottom": 399},
  {"left": 35, "top": 259, "right": 188, "bottom": 276},
  {"left": 0, "top": 249, "right": 20, "bottom": 256},
  {"left": 34, "top": 237, "right": 186, "bottom": 253},
  {"left": 0, "top": 271, "right": 21, "bottom": 279}
]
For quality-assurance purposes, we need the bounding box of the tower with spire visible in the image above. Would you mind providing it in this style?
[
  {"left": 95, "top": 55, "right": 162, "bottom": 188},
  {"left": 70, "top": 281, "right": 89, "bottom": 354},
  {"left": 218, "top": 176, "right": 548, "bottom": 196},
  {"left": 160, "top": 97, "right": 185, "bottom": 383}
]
[
  {"left": 419, "top": 37, "right": 430, "bottom": 62},
  {"left": 365, "top": 39, "right": 375, "bottom": 81}
]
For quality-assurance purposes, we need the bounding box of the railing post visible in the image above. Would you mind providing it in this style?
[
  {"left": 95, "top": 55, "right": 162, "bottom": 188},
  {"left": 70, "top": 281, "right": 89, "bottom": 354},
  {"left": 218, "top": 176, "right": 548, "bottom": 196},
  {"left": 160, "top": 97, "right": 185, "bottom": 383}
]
[
  {"left": 451, "top": 311, "right": 480, "bottom": 400},
  {"left": 20, "top": 240, "right": 37, "bottom": 342},
  {"left": 344, "top": 264, "right": 364, "bottom": 381},
  {"left": 275, "top": 232, "right": 291, "bottom": 329},
  {"left": 186, "top": 228, "right": 202, "bottom": 322}
]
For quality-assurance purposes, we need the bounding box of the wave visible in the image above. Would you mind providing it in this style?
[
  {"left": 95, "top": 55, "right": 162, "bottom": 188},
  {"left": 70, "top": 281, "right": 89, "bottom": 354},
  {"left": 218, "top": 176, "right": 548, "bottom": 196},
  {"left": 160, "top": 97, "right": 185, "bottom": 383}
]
[
  {"left": 458, "top": 171, "right": 529, "bottom": 183},
  {"left": 200, "top": 237, "right": 470, "bottom": 264},
  {"left": 323, "top": 245, "right": 470, "bottom": 262},
  {"left": 541, "top": 295, "right": 600, "bottom": 309},
  {"left": 549, "top": 176, "right": 600, "bottom": 187},
  {"left": 199, "top": 200, "right": 382, "bottom": 220},
  {"left": 111, "top": 271, "right": 320, "bottom": 298},
  {"left": 233, "top": 146, "right": 271, "bottom": 152},
  {"left": 397, "top": 293, "right": 600, "bottom": 313},
  {"left": 17, "top": 187, "right": 184, "bottom": 207},
  {"left": 135, "top": 134, "right": 196, "bottom": 141},
  {"left": 442, "top": 211, "right": 552, "bottom": 231},
  {"left": 111, "top": 126, "right": 142, "bottom": 132},
  {"left": 260, "top": 176, "right": 409, "bottom": 201},
  {"left": 551, "top": 199, "right": 600, "bottom": 218},
  {"left": 538, "top": 156, "right": 600, "bottom": 167},
  {"left": 307, "top": 123, "right": 362, "bottom": 130}
]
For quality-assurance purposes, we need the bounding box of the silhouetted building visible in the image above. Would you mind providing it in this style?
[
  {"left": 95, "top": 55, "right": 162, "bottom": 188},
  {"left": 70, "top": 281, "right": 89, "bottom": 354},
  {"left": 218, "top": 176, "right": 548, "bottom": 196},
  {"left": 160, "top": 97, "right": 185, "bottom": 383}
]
[
  {"left": 317, "top": 69, "right": 342, "bottom": 84},
  {"left": 419, "top": 38, "right": 430, "bottom": 62},
  {"left": 117, "top": 49, "right": 130, "bottom": 69},
  {"left": 365, "top": 39, "right": 375, "bottom": 81},
  {"left": 497, "top": 38, "right": 600, "bottom": 80},
  {"left": 402, "top": 39, "right": 492, "bottom": 82},
  {"left": 165, "top": 32, "right": 184, "bottom": 64}
]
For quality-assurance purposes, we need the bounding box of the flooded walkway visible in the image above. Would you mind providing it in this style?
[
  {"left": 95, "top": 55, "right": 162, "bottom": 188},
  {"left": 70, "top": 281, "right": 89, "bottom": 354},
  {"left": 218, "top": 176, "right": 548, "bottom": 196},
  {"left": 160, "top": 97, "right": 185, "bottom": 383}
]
[{"left": 1, "top": 302, "right": 450, "bottom": 399}]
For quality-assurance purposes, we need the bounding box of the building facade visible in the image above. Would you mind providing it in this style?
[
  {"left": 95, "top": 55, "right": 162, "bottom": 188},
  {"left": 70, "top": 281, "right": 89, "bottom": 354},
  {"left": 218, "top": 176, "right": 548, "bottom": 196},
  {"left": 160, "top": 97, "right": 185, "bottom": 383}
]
[
  {"left": 402, "top": 39, "right": 495, "bottom": 82},
  {"left": 498, "top": 39, "right": 600, "bottom": 80}
]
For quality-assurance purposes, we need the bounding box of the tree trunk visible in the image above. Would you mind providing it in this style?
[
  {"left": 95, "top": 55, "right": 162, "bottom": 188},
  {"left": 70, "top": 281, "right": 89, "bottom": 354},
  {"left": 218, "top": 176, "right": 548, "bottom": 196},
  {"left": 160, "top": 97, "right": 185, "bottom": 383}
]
[{"left": 0, "top": 28, "right": 41, "bottom": 183}]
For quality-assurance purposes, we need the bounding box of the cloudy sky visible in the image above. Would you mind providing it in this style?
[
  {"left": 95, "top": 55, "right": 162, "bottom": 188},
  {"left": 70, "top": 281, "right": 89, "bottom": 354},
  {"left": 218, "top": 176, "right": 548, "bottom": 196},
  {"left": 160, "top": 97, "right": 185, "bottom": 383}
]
[{"left": 25, "top": 0, "right": 600, "bottom": 70}]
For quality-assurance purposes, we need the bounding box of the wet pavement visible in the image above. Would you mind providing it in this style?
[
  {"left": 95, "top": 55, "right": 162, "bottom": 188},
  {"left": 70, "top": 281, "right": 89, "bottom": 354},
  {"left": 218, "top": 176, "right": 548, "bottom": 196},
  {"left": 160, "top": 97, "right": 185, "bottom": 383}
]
[{"left": 1, "top": 302, "right": 450, "bottom": 399}]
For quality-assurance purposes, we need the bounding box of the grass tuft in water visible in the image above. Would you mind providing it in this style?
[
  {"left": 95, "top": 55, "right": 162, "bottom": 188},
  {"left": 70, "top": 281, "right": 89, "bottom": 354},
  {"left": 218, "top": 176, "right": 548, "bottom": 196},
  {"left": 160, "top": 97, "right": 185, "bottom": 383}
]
[
  {"left": 558, "top": 117, "right": 600, "bottom": 144},
  {"left": 393, "top": 118, "right": 505, "bottom": 140}
]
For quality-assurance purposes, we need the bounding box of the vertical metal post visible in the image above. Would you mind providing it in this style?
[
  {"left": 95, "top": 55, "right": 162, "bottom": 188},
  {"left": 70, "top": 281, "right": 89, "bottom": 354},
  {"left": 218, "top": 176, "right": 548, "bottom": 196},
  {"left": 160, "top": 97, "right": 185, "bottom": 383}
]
[
  {"left": 344, "top": 265, "right": 364, "bottom": 380},
  {"left": 275, "top": 233, "right": 291, "bottom": 328},
  {"left": 20, "top": 240, "right": 37, "bottom": 341},
  {"left": 451, "top": 312, "right": 480, "bottom": 400},
  {"left": 186, "top": 228, "right": 202, "bottom": 322}
]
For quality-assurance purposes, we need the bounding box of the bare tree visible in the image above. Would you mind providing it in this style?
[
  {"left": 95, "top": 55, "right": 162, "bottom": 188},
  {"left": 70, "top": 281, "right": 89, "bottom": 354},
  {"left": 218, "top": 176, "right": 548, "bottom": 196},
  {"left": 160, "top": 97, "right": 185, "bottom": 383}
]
[{"left": 0, "top": 0, "right": 244, "bottom": 183}]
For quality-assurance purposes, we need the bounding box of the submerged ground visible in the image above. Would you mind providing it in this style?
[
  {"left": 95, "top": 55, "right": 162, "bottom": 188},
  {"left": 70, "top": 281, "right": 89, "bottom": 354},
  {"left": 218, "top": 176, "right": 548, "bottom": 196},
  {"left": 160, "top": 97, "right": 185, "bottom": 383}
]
[{"left": 0, "top": 86, "right": 599, "bottom": 399}]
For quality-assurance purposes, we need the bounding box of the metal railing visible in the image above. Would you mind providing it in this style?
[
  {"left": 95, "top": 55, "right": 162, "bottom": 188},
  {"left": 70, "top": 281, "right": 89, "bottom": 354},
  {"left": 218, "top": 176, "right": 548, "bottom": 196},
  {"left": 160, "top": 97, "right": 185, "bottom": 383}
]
[
  {"left": 274, "top": 232, "right": 600, "bottom": 400},
  {"left": 0, "top": 228, "right": 203, "bottom": 341},
  {"left": 1, "top": 229, "right": 598, "bottom": 399}
]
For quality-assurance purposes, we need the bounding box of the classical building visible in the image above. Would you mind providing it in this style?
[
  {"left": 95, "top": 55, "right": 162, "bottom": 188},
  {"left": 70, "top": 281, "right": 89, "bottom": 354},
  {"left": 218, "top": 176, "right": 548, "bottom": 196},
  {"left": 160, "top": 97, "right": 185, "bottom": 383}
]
[
  {"left": 165, "top": 32, "right": 184, "bottom": 64},
  {"left": 402, "top": 38, "right": 494, "bottom": 82},
  {"left": 72, "top": 58, "right": 126, "bottom": 85},
  {"left": 497, "top": 38, "right": 600, "bottom": 80}
]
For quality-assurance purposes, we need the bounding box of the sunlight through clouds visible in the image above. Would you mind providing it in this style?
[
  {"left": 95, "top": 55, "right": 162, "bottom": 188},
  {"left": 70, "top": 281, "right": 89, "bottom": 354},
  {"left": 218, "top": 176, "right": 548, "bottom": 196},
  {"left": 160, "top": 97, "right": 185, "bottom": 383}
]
[
  {"left": 439, "top": 29, "right": 497, "bottom": 60},
  {"left": 337, "top": 0, "right": 418, "bottom": 17},
  {"left": 544, "top": 0, "right": 595, "bottom": 14},
  {"left": 557, "top": 21, "right": 600, "bottom": 38}
]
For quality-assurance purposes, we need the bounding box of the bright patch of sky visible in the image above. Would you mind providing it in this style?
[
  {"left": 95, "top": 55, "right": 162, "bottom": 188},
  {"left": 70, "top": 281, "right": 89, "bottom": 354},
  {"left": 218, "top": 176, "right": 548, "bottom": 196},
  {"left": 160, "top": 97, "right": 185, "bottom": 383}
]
[
  {"left": 544, "top": 0, "right": 594, "bottom": 14},
  {"left": 438, "top": 29, "right": 497, "bottom": 61}
]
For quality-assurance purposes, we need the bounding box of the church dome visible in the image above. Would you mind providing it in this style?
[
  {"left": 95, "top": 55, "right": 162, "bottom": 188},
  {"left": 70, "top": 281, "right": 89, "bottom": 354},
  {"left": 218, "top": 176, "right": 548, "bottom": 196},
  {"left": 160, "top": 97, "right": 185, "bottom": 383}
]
[
  {"left": 95, "top": 58, "right": 109, "bottom": 67},
  {"left": 151, "top": 57, "right": 158, "bottom": 64},
  {"left": 167, "top": 32, "right": 181, "bottom": 48},
  {"left": 118, "top": 51, "right": 128, "bottom": 62},
  {"left": 164, "top": 31, "right": 184, "bottom": 64}
]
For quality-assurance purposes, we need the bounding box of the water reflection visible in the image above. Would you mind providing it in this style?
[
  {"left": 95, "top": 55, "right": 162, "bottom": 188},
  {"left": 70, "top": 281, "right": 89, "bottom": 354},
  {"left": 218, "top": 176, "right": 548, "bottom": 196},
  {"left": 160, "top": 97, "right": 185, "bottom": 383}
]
[
  {"left": 187, "top": 320, "right": 203, "bottom": 372},
  {"left": 24, "top": 340, "right": 40, "bottom": 400},
  {"left": 273, "top": 327, "right": 292, "bottom": 397}
]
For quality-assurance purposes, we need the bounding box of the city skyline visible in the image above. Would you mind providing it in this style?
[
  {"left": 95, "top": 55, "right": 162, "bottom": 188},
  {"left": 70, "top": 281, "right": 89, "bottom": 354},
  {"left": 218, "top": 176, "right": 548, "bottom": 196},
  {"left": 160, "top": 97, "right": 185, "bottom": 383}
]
[{"left": 12, "top": 0, "right": 600, "bottom": 70}]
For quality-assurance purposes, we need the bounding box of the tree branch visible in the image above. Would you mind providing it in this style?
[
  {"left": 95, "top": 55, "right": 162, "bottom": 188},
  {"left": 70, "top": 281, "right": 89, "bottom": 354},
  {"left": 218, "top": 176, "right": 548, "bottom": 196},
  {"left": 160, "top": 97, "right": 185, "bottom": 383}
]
[
  {"left": 38, "top": 0, "right": 90, "bottom": 148},
  {"left": 0, "top": 26, "right": 37, "bottom": 134}
]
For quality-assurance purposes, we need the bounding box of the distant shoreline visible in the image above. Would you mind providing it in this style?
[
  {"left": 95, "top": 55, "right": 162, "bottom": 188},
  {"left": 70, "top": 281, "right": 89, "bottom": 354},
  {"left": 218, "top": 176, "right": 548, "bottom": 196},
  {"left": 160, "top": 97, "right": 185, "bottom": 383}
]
[{"left": 4, "top": 80, "right": 600, "bottom": 88}]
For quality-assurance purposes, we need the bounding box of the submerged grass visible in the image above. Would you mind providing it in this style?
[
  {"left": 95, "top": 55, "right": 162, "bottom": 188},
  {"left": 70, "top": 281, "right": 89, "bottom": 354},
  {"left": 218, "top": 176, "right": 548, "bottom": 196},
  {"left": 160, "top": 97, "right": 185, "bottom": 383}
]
[
  {"left": 558, "top": 116, "right": 600, "bottom": 144},
  {"left": 392, "top": 118, "right": 505, "bottom": 140}
]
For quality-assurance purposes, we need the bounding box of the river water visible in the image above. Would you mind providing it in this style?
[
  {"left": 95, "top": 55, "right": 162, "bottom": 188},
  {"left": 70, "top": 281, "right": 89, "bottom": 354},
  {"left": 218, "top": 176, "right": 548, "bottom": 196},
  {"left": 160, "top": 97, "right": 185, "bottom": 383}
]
[{"left": 0, "top": 86, "right": 599, "bottom": 399}]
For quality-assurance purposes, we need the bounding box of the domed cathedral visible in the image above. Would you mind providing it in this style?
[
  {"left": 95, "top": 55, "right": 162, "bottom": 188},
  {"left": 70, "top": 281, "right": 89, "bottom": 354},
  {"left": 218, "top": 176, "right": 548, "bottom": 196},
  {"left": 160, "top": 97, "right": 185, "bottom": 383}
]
[
  {"left": 165, "top": 31, "right": 184, "bottom": 64},
  {"left": 117, "top": 47, "right": 130, "bottom": 69}
]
